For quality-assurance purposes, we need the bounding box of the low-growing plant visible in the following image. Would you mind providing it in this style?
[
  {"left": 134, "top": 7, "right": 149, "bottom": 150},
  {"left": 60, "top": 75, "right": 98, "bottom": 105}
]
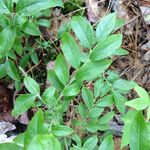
[
  {"left": 0, "top": 0, "right": 63, "bottom": 89},
  {"left": 0, "top": 5, "right": 150, "bottom": 150}
]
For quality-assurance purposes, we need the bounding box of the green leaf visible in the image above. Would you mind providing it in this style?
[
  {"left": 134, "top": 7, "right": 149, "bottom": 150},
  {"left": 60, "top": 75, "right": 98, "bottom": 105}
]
[
  {"left": 12, "top": 94, "right": 36, "bottom": 116},
  {"left": 5, "top": 59, "right": 20, "bottom": 81},
  {"left": 42, "top": 87, "right": 55, "bottom": 101},
  {"left": 147, "top": 107, "right": 150, "bottom": 120},
  {"left": 0, "top": 15, "right": 10, "bottom": 27},
  {"left": 125, "top": 98, "right": 149, "bottom": 111},
  {"left": 121, "top": 110, "right": 136, "bottom": 149},
  {"left": 51, "top": 125, "right": 74, "bottom": 137},
  {"left": 75, "top": 59, "right": 112, "bottom": 81},
  {"left": 113, "top": 91, "right": 126, "bottom": 114},
  {"left": 13, "top": 38, "right": 22, "bottom": 55},
  {"left": 0, "top": 1, "right": 11, "bottom": 15},
  {"left": 54, "top": 54, "right": 69, "bottom": 85},
  {"left": 16, "top": 0, "right": 63, "bottom": 16},
  {"left": 61, "top": 32, "right": 82, "bottom": 69},
  {"left": 24, "top": 110, "right": 48, "bottom": 147},
  {"left": 82, "top": 87, "right": 94, "bottom": 110},
  {"left": 113, "top": 79, "right": 136, "bottom": 91},
  {"left": 96, "top": 13, "right": 116, "bottom": 41},
  {"left": 12, "top": 0, "right": 19, "bottom": 2},
  {"left": 0, "top": 143, "right": 23, "bottom": 150},
  {"left": 27, "top": 134, "right": 61, "bottom": 150},
  {"left": 89, "top": 107, "right": 104, "bottom": 118},
  {"left": 22, "top": 21, "right": 41, "bottom": 36},
  {"left": 71, "top": 16, "right": 95, "bottom": 48},
  {"left": 96, "top": 95, "right": 114, "bottom": 107},
  {"left": 3, "top": 0, "right": 14, "bottom": 12},
  {"left": 98, "top": 112, "right": 114, "bottom": 130},
  {"left": 98, "top": 135, "right": 114, "bottom": 150},
  {"left": 82, "top": 136, "right": 98, "bottom": 150},
  {"left": 107, "top": 70, "right": 119, "bottom": 82},
  {"left": 8, "top": 50, "right": 17, "bottom": 60},
  {"left": 81, "top": 52, "right": 89, "bottom": 63},
  {"left": 78, "top": 102, "right": 88, "bottom": 119},
  {"left": 84, "top": 122, "right": 99, "bottom": 133},
  {"left": 31, "top": 52, "right": 39, "bottom": 64},
  {"left": 58, "top": 97, "right": 71, "bottom": 114},
  {"left": 90, "top": 34, "right": 122, "bottom": 61},
  {"left": 19, "top": 53, "right": 31, "bottom": 68},
  {"left": 13, "top": 133, "right": 26, "bottom": 145},
  {"left": 15, "top": 81, "right": 21, "bottom": 91},
  {"left": 99, "top": 82, "right": 111, "bottom": 97},
  {"left": 0, "top": 27, "right": 16, "bottom": 55},
  {"left": 37, "top": 19, "right": 50, "bottom": 27},
  {"left": 129, "top": 111, "right": 150, "bottom": 150},
  {"left": 98, "top": 111, "right": 114, "bottom": 124},
  {"left": 72, "top": 134, "right": 82, "bottom": 147},
  {"left": 58, "top": 22, "right": 71, "bottom": 39},
  {"left": 113, "top": 18, "right": 125, "bottom": 31},
  {"left": 134, "top": 85, "right": 150, "bottom": 102},
  {"left": 24, "top": 76, "right": 40, "bottom": 95},
  {"left": 0, "top": 64, "right": 6, "bottom": 78},
  {"left": 113, "top": 48, "right": 129, "bottom": 56},
  {"left": 63, "top": 83, "right": 81, "bottom": 97},
  {"left": 47, "top": 70, "right": 64, "bottom": 91},
  {"left": 14, "top": 14, "right": 27, "bottom": 28},
  {"left": 94, "top": 79, "right": 104, "bottom": 98}
]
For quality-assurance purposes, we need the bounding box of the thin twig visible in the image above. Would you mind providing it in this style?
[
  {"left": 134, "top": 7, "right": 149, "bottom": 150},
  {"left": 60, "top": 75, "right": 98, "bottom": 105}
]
[
  {"left": 132, "top": 69, "right": 143, "bottom": 81},
  {"left": 50, "top": 0, "right": 106, "bottom": 21},
  {"left": 26, "top": 60, "right": 42, "bottom": 74}
]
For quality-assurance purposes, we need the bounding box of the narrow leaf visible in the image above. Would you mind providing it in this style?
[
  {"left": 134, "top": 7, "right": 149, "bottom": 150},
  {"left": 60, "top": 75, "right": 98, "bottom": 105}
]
[
  {"left": 113, "top": 48, "right": 129, "bottom": 56},
  {"left": 71, "top": 16, "right": 95, "bottom": 48},
  {"left": 113, "top": 79, "right": 136, "bottom": 91},
  {"left": 54, "top": 54, "right": 69, "bottom": 85},
  {"left": 113, "top": 18, "right": 125, "bottom": 31},
  {"left": 94, "top": 79, "right": 104, "bottom": 98},
  {"left": 12, "top": 94, "right": 36, "bottom": 116},
  {"left": 0, "top": 1, "right": 11, "bottom": 15},
  {"left": 0, "top": 64, "right": 6, "bottom": 78},
  {"left": 75, "top": 59, "right": 112, "bottom": 81},
  {"left": 121, "top": 110, "right": 137, "bottom": 149},
  {"left": 89, "top": 107, "right": 104, "bottom": 118},
  {"left": 16, "top": 0, "right": 63, "bottom": 16},
  {"left": 22, "top": 21, "right": 41, "bottom": 36},
  {"left": 125, "top": 98, "right": 149, "bottom": 111},
  {"left": 83, "top": 136, "right": 98, "bottom": 150},
  {"left": 47, "top": 70, "right": 64, "bottom": 91},
  {"left": 113, "top": 91, "right": 126, "bottom": 114},
  {"left": 5, "top": 59, "right": 20, "bottom": 81},
  {"left": 0, "top": 27, "right": 16, "bottom": 55},
  {"left": 96, "top": 95, "right": 114, "bottom": 107},
  {"left": 24, "top": 110, "right": 48, "bottom": 147},
  {"left": 90, "top": 34, "right": 122, "bottom": 61},
  {"left": 134, "top": 85, "right": 150, "bottom": 102},
  {"left": 42, "top": 87, "right": 55, "bottom": 101},
  {"left": 51, "top": 125, "right": 74, "bottom": 137},
  {"left": 61, "top": 32, "right": 82, "bottom": 69},
  {"left": 0, "top": 143, "right": 23, "bottom": 150},
  {"left": 27, "top": 134, "right": 61, "bottom": 150},
  {"left": 24, "top": 76, "right": 40, "bottom": 95},
  {"left": 63, "top": 83, "right": 81, "bottom": 97},
  {"left": 82, "top": 87, "right": 94, "bottom": 110},
  {"left": 130, "top": 111, "right": 150, "bottom": 150},
  {"left": 98, "top": 111, "right": 114, "bottom": 125},
  {"left": 37, "top": 19, "right": 50, "bottom": 27},
  {"left": 98, "top": 135, "right": 114, "bottom": 150},
  {"left": 96, "top": 13, "right": 116, "bottom": 41}
]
